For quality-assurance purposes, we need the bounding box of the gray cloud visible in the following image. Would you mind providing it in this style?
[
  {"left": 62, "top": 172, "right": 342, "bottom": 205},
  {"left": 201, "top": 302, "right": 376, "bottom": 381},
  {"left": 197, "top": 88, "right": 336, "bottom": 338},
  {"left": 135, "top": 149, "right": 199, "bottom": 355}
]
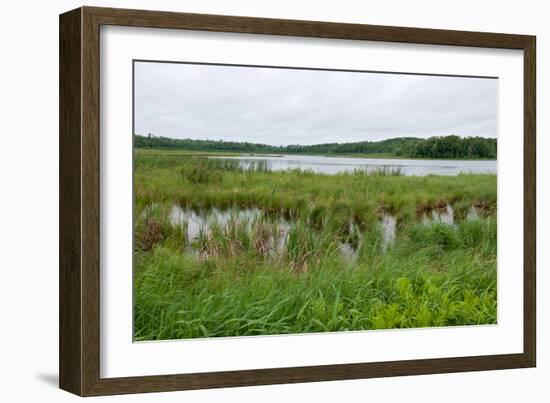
[{"left": 134, "top": 61, "right": 497, "bottom": 146}]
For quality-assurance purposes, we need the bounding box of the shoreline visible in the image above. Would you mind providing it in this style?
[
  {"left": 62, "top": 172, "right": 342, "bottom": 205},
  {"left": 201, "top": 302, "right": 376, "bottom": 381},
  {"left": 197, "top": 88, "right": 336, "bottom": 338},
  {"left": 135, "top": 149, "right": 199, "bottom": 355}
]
[{"left": 135, "top": 148, "right": 497, "bottom": 162}]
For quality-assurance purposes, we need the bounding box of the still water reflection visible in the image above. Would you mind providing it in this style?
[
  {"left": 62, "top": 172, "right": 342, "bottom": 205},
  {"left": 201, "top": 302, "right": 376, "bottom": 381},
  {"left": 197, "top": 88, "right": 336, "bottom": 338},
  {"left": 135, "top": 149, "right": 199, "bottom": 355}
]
[{"left": 211, "top": 154, "right": 496, "bottom": 176}]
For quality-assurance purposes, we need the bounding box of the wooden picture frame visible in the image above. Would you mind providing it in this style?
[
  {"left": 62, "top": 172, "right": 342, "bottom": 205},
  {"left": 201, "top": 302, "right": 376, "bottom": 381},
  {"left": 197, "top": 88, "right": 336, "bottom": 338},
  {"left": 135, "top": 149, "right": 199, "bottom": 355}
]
[{"left": 59, "top": 6, "right": 536, "bottom": 396}]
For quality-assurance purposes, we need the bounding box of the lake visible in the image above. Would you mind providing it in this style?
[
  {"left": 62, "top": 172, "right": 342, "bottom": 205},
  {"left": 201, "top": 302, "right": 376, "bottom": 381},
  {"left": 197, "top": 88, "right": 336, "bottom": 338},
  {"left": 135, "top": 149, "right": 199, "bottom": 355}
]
[{"left": 211, "top": 154, "right": 496, "bottom": 176}]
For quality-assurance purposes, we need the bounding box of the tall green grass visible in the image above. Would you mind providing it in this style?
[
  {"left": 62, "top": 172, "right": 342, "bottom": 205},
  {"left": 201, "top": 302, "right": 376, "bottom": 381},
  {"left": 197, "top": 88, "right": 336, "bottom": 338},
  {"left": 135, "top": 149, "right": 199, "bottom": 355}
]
[
  {"left": 135, "top": 152, "right": 496, "bottom": 224},
  {"left": 133, "top": 150, "right": 497, "bottom": 340},
  {"left": 134, "top": 218, "right": 496, "bottom": 340}
]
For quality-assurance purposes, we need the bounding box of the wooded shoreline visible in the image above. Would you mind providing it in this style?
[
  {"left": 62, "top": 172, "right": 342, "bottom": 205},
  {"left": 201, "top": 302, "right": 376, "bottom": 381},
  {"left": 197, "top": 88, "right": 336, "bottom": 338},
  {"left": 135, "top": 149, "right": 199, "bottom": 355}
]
[{"left": 135, "top": 134, "right": 497, "bottom": 160}]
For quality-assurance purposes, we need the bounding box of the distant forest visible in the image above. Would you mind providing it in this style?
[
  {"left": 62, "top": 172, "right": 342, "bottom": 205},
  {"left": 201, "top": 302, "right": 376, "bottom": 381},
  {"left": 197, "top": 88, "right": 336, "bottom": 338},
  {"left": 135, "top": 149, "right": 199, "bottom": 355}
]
[{"left": 135, "top": 134, "right": 497, "bottom": 159}]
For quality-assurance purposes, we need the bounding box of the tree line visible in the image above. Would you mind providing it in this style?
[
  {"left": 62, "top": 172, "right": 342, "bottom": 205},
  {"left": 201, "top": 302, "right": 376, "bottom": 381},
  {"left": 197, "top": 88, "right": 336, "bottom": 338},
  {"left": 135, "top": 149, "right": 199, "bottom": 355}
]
[{"left": 135, "top": 134, "right": 496, "bottom": 159}]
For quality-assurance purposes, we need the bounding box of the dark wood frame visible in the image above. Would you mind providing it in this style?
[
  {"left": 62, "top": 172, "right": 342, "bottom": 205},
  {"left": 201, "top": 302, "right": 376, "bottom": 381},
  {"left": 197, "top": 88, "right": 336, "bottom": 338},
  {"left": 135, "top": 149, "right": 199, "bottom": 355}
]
[{"left": 60, "top": 6, "right": 536, "bottom": 396}]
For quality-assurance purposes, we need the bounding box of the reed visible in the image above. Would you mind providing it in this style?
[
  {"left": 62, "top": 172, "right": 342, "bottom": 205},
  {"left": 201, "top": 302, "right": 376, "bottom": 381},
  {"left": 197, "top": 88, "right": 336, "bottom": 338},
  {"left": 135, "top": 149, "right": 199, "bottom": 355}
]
[{"left": 133, "top": 150, "right": 497, "bottom": 340}]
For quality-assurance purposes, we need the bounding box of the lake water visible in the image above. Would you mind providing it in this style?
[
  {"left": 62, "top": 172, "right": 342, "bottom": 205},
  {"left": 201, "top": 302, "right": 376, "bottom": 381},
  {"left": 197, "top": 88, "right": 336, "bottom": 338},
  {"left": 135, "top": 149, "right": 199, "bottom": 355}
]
[{"left": 211, "top": 154, "right": 496, "bottom": 176}]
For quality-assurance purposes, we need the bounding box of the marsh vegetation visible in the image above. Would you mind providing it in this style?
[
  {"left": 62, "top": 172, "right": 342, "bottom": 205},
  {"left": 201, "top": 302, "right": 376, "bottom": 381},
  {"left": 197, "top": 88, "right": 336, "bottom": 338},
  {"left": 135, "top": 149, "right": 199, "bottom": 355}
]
[{"left": 134, "top": 149, "right": 497, "bottom": 341}]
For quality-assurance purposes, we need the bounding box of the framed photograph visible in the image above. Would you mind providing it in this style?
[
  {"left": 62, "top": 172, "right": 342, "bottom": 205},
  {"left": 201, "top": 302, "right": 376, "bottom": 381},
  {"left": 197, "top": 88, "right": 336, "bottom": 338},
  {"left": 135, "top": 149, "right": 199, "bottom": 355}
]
[{"left": 59, "top": 6, "right": 536, "bottom": 396}]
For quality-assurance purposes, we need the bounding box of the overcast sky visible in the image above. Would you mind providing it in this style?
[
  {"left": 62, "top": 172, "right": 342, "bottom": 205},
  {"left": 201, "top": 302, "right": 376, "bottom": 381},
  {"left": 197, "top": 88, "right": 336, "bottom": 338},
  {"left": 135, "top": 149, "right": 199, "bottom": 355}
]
[{"left": 134, "top": 61, "right": 497, "bottom": 146}]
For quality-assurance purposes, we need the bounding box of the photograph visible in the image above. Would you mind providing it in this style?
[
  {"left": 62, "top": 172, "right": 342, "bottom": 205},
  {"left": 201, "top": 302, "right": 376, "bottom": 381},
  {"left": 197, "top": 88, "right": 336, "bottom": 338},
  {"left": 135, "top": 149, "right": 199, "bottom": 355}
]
[{"left": 132, "top": 60, "right": 498, "bottom": 341}]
